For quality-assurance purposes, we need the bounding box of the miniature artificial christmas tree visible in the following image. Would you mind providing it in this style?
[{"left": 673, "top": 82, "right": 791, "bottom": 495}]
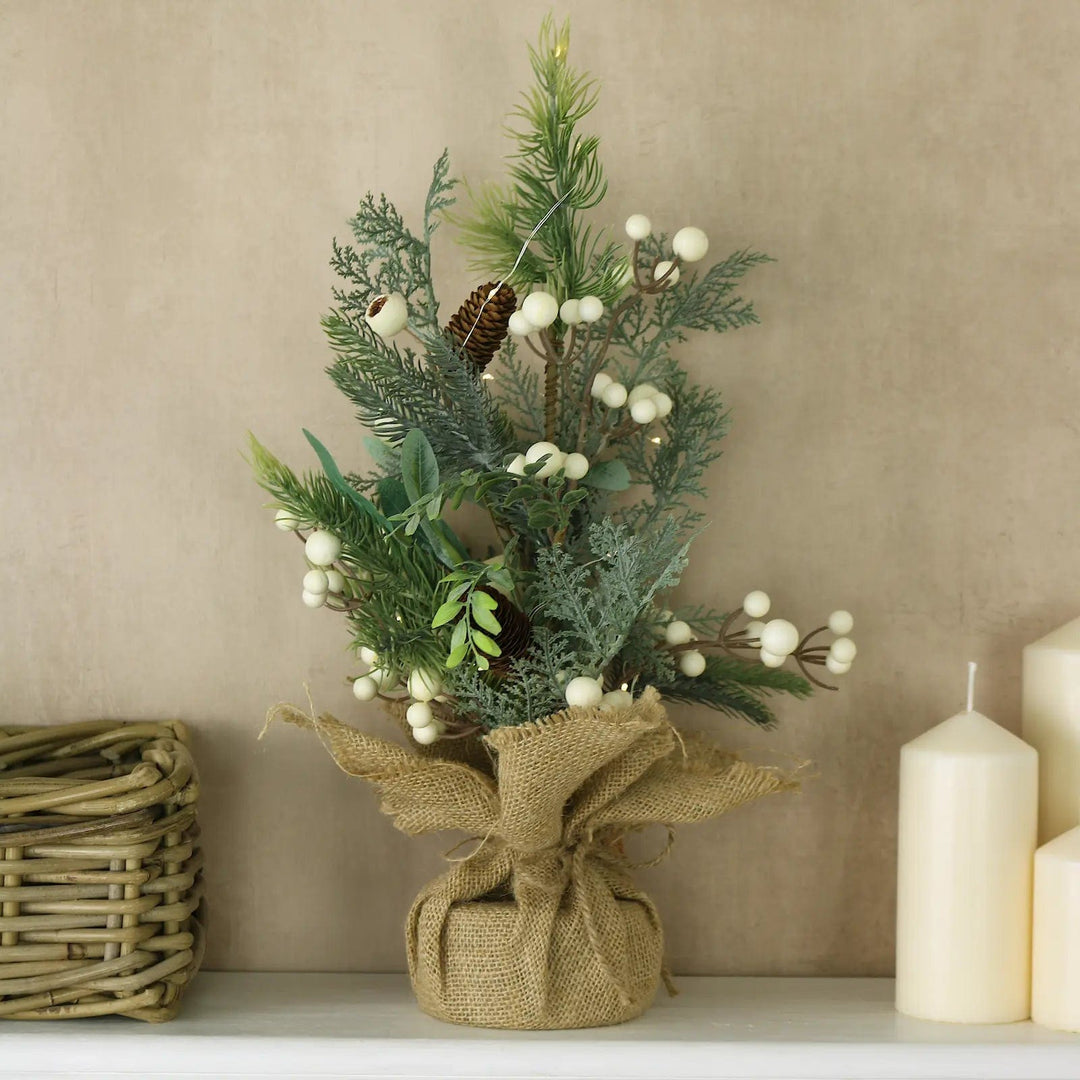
[{"left": 252, "top": 18, "right": 856, "bottom": 1028}]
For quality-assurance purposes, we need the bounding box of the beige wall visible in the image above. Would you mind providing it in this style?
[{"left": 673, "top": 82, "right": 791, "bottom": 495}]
[{"left": 3, "top": 0, "right": 1079, "bottom": 975}]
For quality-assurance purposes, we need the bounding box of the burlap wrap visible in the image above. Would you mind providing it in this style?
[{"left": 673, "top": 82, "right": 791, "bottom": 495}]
[{"left": 267, "top": 687, "right": 798, "bottom": 1029}]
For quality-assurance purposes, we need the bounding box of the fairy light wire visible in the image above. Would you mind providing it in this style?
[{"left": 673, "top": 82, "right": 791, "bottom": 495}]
[{"left": 458, "top": 190, "right": 572, "bottom": 353}]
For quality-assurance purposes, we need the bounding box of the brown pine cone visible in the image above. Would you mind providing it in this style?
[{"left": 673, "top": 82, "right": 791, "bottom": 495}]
[
  {"left": 481, "top": 587, "right": 532, "bottom": 672},
  {"left": 446, "top": 281, "right": 516, "bottom": 373}
]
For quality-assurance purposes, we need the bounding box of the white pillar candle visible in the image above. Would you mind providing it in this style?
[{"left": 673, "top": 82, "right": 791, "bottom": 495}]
[
  {"left": 1023, "top": 616, "right": 1080, "bottom": 843},
  {"left": 1032, "top": 824, "right": 1080, "bottom": 1032},
  {"left": 896, "top": 664, "right": 1038, "bottom": 1023}
]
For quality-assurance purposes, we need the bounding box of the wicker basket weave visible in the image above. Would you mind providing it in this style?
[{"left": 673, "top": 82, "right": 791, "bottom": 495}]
[{"left": 0, "top": 720, "right": 204, "bottom": 1021}]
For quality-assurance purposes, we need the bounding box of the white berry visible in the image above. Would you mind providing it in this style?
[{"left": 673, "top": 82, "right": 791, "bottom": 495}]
[
  {"left": 627, "top": 383, "right": 659, "bottom": 406},
  {"left": 507, "top": 453, "right": 527, "bottom": 477},
  {"left": 745, "top": 620, "right": 766, "bottom": 641},
  {"left": 303, "top": 569, "right": 329, "bottom": 595},
  {"left": 365, "top": 293, "right": 408, "bottom": 339},
  {"left": 559, "top": 299, "right": 582, "bottom": 325},
  {"left": 826, "top": 655, "right": 852, "bottom": 676},
  {"left": 653, "top": 392, "right": 673, "bottom": 418},
  {"left": 830, "top": 637, "right": 857, "bottom": 664},
  {"left": 412, "top": 722, "right": 442, "bottom": 746},
  {"left": 742, "top": 590, "right": 771, "bottom": 618},
  {"left": 760, "top": 619, "right": 799, "bottom": 657},
  {"left": 679, "top": 650, "right": 707, "bottom": 677},
  {"left": 600, "top": 689, "right": 633, "bottom": 711},
  {"left": 301, "top": 589, "right": 326, "bottom": 609},
  {"left": 760, "top": 649, "right": 786, "bottom": 668},
  {"left": 665, "top": 620, "right": 694, "bottom": 646},
  {"left": 601, "top": 382, "right": 628, "bottom": 409},
  {"left": 369, "top": 667, "right": 399, "bottom": 691},
  {"left": 352, "top": 675, "right": 378, "bottom": 701},
  {"left": 406, "top": 701, "right": 434, "bottom": 728},
  {"left": 325, "top": 569, "right": 345, "bottom": 593},
  {"left": 359, "top": 646, "right": 378, "bottom": 666},
  {"left": 408, "top": 668, "right": 443, "bottom": 702},
  {"left": 625, "top": 214, "right": 652, "bottom": 241},
  {"left": 578, "top": 296, "right": 604, "bottom": 323},
  {"left": 525, "top": 441, "right": 564, "bottom": 479},
  {"left": 305, "top": 530, "right": 342, "bottom": 567},
  {"left": 672, "top": 226, "right": 709, "bottom": 263},
  {"left": 828, "top": 610, "right": 854, "bottom": 636},
  {"left": 522, "top": 291, "right": 559, "bottom": 329},
  {"left": 275, "top": 508, "right": 300, "bottom": 531},
  {"left": 590, "top": 372, "right": 614, "bottom": 398},
  {"left": 562, "top": 453, "right": 590, "bottom": 480},
  {"left": 508, "top": 310, "right": 535, "bottom": 337},
  {"left": 630, "top": 398, "right": 658, "bottom": 425},
  {"left": 653, "top": 260, "right": 680, "bottom": 287},
  {"left": 614, "top": 258, "right": 635, "bottom": 290},
  {"left": 565, "top": 675, "right": 604, "bottom": 709}
]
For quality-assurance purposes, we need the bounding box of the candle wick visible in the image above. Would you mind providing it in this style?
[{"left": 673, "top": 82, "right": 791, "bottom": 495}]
[{"left": 966, "top": 660, "right": 977, "bottom": 714}]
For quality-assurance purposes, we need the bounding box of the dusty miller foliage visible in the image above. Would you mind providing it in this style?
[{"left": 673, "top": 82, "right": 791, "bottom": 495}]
[{"left": 249, "top": 16, "right": 810, "bottom": 730}]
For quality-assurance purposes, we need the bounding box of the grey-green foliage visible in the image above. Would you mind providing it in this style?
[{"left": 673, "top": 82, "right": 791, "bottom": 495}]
[
  {"left": 326, "top": 150, "right": 517, "bottom": 481},
  {"left": 448, "top": 626, "right": 577, "bottom": 730},
  {"left": 447, "top": 520, "right": 685, "bottom": 733},
  {"left": 330, "top": 151, "right": 454, "bottom": 332},
  {"left": 531, "top": 519, "right": 690, "bottom": 675}
]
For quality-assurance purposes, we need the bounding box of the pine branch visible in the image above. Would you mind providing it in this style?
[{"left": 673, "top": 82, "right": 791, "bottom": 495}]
[
  {"left": 247, "top": 435, "right": 447, "bottom": 674},
  {"left": 658, "top": 655, "right": 812, "bottom": 729},
  {"left": 450, "top": 16, "right": 625, "bottom": 307},
  {"left": 323, "top": 313, "right": 516, "bottom": 477}
]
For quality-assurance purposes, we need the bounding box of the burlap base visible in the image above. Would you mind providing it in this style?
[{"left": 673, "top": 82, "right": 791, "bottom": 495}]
[
  {"left": 412, "top": 898, "right": 662, "bottom": 1029},
  {"left": 266, "top": 686, "right": 799, "bottom": 1030}
]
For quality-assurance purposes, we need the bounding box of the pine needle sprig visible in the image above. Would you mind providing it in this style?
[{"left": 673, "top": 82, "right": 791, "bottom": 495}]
[
  {"left": 323, "top": 314, "right": 516, "bottom": 477},
  {"left": 658, "top": 654, "right": 812, "bottom": 729},
  {"left": 451, "top": 16, "right": 624, "bottom": 307},
  {"left": 247, "top": 435, "right": 447, "bottom": 673}
]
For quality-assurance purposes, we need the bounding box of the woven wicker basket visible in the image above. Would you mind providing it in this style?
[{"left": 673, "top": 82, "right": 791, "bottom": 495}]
[{"left": 0, "top": 720, "right": 204, "bottom": 1021}]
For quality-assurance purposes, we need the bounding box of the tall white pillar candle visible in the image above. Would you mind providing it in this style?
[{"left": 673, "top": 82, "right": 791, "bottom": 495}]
[
  {"left": 896, "top": 664, "right": 1038, "bottom": 1023},
  {"left": 1032, "top": 825, "right": 1080, "bottom": 1032},
  {"left": 1023, "top": 616, "right": 1080, "bottom": 842}
]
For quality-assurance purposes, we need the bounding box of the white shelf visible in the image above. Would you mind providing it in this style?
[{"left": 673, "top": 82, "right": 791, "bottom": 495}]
[{"left": 2, "top": 973, "right": 1079, "bottom": 1079}]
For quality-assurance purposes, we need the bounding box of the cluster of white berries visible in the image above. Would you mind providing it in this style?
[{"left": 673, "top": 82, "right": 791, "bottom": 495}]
[
  {"left": 661, "top": 617, "right": 708, "bottom": 678},
  {"left": 300, "top": 530, "right": 346, "bottom": 608},
  {"left": 590, "top": 375, "right": 673, "bottom": 425},
  {"left": 741, "top": 591, "right": 857, "bottom": 675},
  {"left": 352, "top": 653, "right": 449, "bottom": 745},
  {"left": 624, "top": 215, "right": 710, "bottom": 291},
  {"left": 508, "top": 290, "right": 604, "bottom": 338},
  {"left": 364, "top": 293, "right": 409, "bottom": 340},
  {"left": 507, "top": 441, "right": 590, "bottom": 481},
  {"left": 563, "top": 675, "right": 634, "bottom": 712}
]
